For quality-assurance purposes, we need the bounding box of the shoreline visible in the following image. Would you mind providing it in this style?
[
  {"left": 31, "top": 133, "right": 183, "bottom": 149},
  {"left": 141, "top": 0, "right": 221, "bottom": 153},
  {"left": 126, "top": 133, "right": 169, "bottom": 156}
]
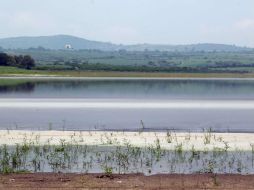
[
  {"left": 1, "top": 130, "right": 254, "bottom": 175},
  {"left": 1, "top": 130, "right": 254, "bottom": 151},
  {"left": 1, "top": 75, "right": 254, "bottom": 80},
  {"left": 1, "top": 173, "right": 254, "bottom": 189},
  {"left": 1, "top": 69, "right": 254, "bottom": 78}
]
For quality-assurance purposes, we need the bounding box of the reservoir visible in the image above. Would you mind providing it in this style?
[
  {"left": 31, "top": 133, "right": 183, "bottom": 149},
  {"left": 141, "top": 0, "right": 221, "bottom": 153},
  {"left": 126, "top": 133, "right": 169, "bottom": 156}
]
[{"left": 0, "top": 77, "right": 254, "bottom": 132}]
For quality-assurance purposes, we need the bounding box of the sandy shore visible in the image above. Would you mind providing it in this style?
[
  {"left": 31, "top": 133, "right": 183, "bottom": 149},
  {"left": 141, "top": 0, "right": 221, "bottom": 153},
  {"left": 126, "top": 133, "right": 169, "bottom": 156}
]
[{"left": 0, "top": 130, "right": 254, "bottom": 151}]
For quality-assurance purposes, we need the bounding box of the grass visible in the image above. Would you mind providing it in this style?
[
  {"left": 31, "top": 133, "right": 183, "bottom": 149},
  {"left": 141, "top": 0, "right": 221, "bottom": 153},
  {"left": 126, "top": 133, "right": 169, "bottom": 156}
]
[{"left": 1, "top": 66, "right": 254, "bottom": 78}]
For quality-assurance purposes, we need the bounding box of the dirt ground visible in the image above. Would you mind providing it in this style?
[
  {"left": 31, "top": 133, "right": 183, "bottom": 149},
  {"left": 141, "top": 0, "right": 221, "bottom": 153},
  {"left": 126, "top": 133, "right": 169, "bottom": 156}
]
[{"left": 0, "top": 173, "right": 254, "bottom": 190}]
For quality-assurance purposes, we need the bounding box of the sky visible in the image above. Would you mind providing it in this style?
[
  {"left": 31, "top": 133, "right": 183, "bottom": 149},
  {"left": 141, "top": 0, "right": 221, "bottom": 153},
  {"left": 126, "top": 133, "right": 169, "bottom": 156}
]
[{"left": 0, "top": 0, "right": 254, "bottom": 47}]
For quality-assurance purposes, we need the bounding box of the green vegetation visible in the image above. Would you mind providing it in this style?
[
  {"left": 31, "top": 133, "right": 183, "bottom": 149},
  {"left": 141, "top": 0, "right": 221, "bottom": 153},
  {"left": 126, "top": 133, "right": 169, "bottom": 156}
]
[
  {"left": 0, "top": 130, "right": 252, "bottom": 175},
  {"left": 1, "top": 47, "right": 254, "bottom": 77},
  {"left": 6, "top": 49, "right": 254, "bottom": 71},
  {"left": 2, "top": 66, "right": 254, "bottom": 77}
]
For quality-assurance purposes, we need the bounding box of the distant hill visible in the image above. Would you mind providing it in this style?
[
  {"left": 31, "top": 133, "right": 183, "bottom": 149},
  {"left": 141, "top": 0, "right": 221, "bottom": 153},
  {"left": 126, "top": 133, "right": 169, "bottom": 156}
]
[
  {"left": 0, "top": 35, "right": 118, "bottom": 51},
  {"left": 125, "top": 43, "right": 252, "bottom": 52},
  {"left": 0, "top": 35, "right": 252, "bottom": 52}
]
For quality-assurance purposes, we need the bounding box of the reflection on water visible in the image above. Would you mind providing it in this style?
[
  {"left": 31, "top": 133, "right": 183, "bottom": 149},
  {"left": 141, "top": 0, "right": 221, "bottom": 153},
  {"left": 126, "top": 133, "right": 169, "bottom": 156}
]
[
  {"left": 0, "top": 82, "right": 35, "bottom": 93},
  {"left": 0, "top": 78, "right": 254, "bottom": 99}
]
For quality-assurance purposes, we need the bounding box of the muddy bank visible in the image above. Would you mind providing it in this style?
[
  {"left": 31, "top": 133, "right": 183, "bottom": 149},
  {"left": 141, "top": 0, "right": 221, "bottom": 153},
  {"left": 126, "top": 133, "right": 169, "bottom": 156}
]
[{"left": 0, "top": 173, "right": 254, "bottom": 190}]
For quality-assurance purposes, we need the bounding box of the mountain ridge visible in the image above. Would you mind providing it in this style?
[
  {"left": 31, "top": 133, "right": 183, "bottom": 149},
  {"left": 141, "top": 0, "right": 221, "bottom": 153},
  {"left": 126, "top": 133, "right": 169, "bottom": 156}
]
[{"left": 0, "top": 34, "right": 252, "bottom": 52}]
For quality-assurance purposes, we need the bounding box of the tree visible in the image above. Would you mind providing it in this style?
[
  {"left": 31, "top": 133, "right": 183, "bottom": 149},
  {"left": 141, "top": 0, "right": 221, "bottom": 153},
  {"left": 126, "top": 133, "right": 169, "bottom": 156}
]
[
  {"left": 20, "top": 55, "right": 35, "bottom": 69},
  {"left": 0, "top": 53, "right": 35, "bottom": 69},
  {"left": 0, "top": 53, "right": 10, "bottom": 66},
  {"left": 14, "top": 55, "right": 24, "bottom": 65}
]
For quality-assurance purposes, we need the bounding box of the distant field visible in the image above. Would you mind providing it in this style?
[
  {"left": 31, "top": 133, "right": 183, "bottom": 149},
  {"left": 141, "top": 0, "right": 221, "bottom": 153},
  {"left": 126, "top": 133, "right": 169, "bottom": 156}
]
[
  {"left": 4, "top": 49, "right": 254, "bottom": 73},
  {"left": 1, "top": 66, "right": 254, "bottom": 78}
]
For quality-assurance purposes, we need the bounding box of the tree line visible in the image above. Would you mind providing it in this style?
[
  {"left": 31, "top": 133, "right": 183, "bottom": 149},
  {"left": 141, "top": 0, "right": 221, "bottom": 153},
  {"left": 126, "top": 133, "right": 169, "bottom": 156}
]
[{"left": 0, "top": 53, "right": 35, "bottom": 69}]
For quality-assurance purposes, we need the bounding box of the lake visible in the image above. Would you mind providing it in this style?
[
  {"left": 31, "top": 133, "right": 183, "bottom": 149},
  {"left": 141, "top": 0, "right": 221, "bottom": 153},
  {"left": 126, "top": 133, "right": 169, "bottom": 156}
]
[{"left": 0, "top": 77, "right": 254, "bottom": 132}]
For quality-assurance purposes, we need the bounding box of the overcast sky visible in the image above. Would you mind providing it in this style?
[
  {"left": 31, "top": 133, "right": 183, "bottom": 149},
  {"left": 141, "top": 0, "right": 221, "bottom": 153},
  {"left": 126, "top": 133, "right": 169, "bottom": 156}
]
[{"left": 0, "top": 0, "right": 254, "bottom": 46}]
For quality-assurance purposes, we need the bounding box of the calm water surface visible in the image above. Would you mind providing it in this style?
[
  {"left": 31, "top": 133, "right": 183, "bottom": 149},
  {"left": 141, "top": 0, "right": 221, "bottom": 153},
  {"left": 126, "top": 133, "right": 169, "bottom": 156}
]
[{"left": 0, "top": 77, "right": 254, "bottom": 132}]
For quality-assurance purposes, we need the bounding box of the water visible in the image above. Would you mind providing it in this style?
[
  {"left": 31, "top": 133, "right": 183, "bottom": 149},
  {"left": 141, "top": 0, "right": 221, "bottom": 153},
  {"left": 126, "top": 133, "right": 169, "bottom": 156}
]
[
  {"left": 0, "top": 77, "right": 254, "bottom": 132},
  {"left": 1, "top": 77, "right": 254, "bottom": 99},
  {"left": 3, "top": 144, "right": 254, "bottom": 174}
]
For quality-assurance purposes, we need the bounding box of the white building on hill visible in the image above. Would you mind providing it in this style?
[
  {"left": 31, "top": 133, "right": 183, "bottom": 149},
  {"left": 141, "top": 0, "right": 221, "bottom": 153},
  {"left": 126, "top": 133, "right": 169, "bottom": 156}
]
[{"left": 65, "top": 44, "right": 72, "bottom": 49}]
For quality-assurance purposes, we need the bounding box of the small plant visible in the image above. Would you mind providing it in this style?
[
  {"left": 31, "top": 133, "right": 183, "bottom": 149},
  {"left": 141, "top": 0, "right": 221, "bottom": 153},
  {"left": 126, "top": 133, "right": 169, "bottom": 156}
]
[
  {"left": 223, "top": 141, "right": 230, "bottom": 152},
  {"left": 185, "top": 132, "right": 191, "bottom": 141},
  {"left": 237, "top": 160, "right": 243, "bottom": 173},
  {"left": 211, "top": 174, "right": 219, "bottom": 186},
  {"left": 166, "top": 131, "right": 173, "bottom": 143},
  {"left": 203, "top": 128, "right": 212, "bottom": 145},
  {"left": 1, "top": 145, "right": 13, "bottom": 174},
  {"left": 103, "top": 165, "right": 113, "bottom": 176},
  {"left": 175, "top": 143, "right": 183, "bottom": 155},
  {"left": 190, "top": 145, "right": 200, "bottom": 160},
  {"left": 205, "top": 160, "right": 215, "bottom": 173},
  {"left": 251, "top": 143, "right": 254, "bottom": 167},
  {"left": 154, "top": 137, "right": 162, "bottom": 161},
  {"left": 139, "top": 120, "right": 145, "bottom": 133}
]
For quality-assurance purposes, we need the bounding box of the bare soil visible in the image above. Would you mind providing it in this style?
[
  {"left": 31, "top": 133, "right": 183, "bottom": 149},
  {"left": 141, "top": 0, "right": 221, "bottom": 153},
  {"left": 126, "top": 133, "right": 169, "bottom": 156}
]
[{"left": 0, "top": 173, "right": 254, "bottom": 190}]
